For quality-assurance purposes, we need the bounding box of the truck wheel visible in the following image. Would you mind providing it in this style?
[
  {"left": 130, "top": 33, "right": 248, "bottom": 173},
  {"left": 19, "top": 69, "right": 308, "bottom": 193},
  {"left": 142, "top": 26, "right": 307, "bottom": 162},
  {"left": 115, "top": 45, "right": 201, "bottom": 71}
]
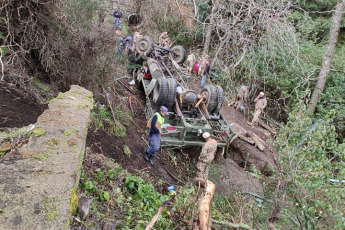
[
  {"left": 165, "top": 78, "right": 177, "bottom": 108},
  {"left": 171, "top": 45, "right": 187, "bottom": 64},
  {"left": 213, "top": 86, "right": 225, "bottom": 113},
  {"left": 201, "top": 84, "right": 218, "bottom": 112},
  {"left": 136, "top": 36, "right": 154, "bottom": 56},
  {"left": 153, "top": 77, "right": 169, "bottom": 106},
  {"left": 128, "top": 13, "right": 143, "bottom": 29}
]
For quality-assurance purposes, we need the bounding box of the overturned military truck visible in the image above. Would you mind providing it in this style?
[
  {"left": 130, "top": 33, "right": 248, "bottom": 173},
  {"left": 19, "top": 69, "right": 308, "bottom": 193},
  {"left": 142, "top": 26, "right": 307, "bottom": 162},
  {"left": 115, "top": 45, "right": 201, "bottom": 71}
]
[{"left": 129, "top": 35, "right": 234, "bottom": 153}]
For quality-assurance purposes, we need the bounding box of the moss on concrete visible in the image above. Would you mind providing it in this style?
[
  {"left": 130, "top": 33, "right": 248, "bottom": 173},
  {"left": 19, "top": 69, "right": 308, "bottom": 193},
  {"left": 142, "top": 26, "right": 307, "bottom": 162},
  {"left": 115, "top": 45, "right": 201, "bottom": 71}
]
[
  {"left": 33, "top": 128, "right": 46, "bottom": 137},
  {"left": 47, "top": 138, "right": 59, "bottom": 146},
  {"left": 42, "top": 195, "right": 60, "bottom": 221},
  {"left": 32, "top": 152, "right": 49, "bottom": 161}
]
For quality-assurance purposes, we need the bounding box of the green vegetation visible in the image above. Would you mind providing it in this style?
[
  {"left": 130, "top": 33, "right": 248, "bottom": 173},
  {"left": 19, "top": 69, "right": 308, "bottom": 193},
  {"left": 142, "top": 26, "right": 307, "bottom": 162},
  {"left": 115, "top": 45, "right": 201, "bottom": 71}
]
[
  {"left": 122, "top": 144, "right": 131, "bottom": 157},
  {"left": 42, "top": 195, "right": 60, "bottom": 221},
  {"left": 275, "top": 104, "right": 345, "bottom": 229},
  {"left": 34, "top": 79, "right": 50, "bottom": 93},
  {"left": 91, "top": 104, "right": 131, "bottom": 139},
  {"left": 33, "top": 152, "right": 49, "bottom": 161},
  {"left": 33, "top": 128, "right": 46, "bottom": 137}
]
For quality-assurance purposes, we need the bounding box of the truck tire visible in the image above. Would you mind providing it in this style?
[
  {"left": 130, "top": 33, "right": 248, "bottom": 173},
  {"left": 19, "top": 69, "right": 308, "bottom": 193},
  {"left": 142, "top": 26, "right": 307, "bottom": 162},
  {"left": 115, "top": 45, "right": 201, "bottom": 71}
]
[
  {"left": 152, "top": 77, "right": 169, "bottom": 106},
  {"left": 213, "top": 85, "right": 225, "bottom": 113},
  {"left": 166, "top": 78, "right": 177, "bottom": 108},
  {"left": 171, "top": 45, "right": 187, "bottom": 64},
  {"left": 201, "top": 84, "right": 218, "bottom": 112},
  {"left": 136, "top": 36, "right": 154, "bottom": 56},
  {"left": 128, "top": 13, "right": 143, "bottom": 29}
]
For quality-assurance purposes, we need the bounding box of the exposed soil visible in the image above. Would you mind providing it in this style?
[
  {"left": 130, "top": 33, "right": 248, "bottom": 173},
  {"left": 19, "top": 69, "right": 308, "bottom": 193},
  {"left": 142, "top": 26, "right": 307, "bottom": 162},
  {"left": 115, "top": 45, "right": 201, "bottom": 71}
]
[
  {"left": 0, "top": 82, "right": 47, "bottom": 129},
  {"left": 84, "top": 81, "right": 197, "bottom": 190}
]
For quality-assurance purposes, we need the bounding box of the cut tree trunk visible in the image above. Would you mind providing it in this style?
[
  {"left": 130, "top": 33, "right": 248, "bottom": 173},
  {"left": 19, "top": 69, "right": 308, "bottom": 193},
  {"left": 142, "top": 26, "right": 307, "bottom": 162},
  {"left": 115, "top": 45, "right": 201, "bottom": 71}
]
[
  {"left": 307, "top": 0, "right": 345, "bottom": 114},
  {"left": 195, "top": 178, "right": 216, "bottom": 230}
]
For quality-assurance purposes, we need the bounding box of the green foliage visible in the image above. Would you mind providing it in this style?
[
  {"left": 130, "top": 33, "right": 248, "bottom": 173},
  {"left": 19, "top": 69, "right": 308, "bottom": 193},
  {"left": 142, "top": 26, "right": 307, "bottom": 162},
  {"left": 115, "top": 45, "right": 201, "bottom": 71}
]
[
  {"left": 91, "top": 105, "right": 127, "bottom": 138},
  {"left": 275, "top": 103, "right": 345, "bottom": 229},
  {"left": 42, "top": 195, "right": 59, "bottom": 221},
  {"left": 107, "top": 167, "right": 122, "bottom": 180},
  {"left": 65, "top": 0, "right": 103, "bottom": 32},
  {"left": 34, "top": 78, "right": 50, "bottom": 94},
  {"left": 293, "top": 0, "right": 338, "bottom": 12},
  {"left": 150, "top": 12, "right": 196, "bottom": 46},
  {"left": 0, "top": 46, "right": 7, "bottom": 56},
  {"left": 33, "top": 128, "right": 46, "bottom": 137},
  {"left": 122, "top": 145, "right": 131, "bottom": 157}
]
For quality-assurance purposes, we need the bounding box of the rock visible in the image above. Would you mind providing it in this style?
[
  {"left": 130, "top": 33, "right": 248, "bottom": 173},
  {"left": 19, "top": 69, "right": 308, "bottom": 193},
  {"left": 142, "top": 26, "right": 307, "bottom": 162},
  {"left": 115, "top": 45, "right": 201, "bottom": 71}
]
[{"left": 78, "top": 197, "right": 91, "bottom": 220}]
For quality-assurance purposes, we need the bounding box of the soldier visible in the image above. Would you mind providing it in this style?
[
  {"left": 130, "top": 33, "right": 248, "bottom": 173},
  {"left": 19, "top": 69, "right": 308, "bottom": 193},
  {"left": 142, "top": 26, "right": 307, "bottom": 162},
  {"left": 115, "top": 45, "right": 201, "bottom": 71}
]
[
  {"left": 198, "top": 55, "right": 209, "bottom": 77},
  {"left": 234, "top": 85, "right": 249, "bottom": 111},
  {"left": 115, "top": 28, "right": 126, "bottom": 55},
  {"left": 196, "top": 132, "right": 218, "bottom": 180},
  {"left": 185, "top": 51, "right": 196, "bottom": 73},
  {"left": 158, "top": 31, "right": 171, "bottom": 48},
  {"left": 248, "top": 92, "right": 267, "bottom": 126},
  {"left": 132, "top": 30, "right": 142, "bottom": 49}
]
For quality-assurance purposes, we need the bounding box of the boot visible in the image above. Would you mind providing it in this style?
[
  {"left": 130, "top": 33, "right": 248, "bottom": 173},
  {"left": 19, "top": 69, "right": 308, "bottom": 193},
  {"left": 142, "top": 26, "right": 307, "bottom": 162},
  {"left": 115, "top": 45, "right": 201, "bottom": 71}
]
[
  {"left": 142, "top": 149, "right": 149, "bottom": 161},
  {"left": 148, "top": 155, "right": 155, "bottom": 166}
]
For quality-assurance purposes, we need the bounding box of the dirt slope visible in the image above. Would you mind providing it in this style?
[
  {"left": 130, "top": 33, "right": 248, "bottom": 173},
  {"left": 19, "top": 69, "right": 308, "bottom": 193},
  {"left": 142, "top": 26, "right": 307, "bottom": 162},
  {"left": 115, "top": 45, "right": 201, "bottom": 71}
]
[{"left": 0, "top": 82, "right": 47, "bottom": 129}]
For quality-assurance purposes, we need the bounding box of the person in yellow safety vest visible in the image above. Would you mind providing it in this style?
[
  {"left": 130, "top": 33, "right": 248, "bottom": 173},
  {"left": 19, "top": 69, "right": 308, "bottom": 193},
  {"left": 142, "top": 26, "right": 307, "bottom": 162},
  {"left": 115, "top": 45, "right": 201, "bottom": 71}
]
[{"left": 142, "top": 106, "right": 169, "bottom": 165}]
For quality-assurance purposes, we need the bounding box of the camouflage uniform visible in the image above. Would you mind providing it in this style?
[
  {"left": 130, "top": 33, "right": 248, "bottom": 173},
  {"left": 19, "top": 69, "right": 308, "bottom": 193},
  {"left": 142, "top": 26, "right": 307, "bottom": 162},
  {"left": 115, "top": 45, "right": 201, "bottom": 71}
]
[
  {"left": 159, "top": 32, "right": 171, "bottom": 48},
  {"left": 252, "top": 97, "right": 267, "bottom": 125},
  {"left": 198, "top": 55, "right": 209, "bottom": 77},
  {"left": 234, "top": 85, "right": 249, "bottom": 110},
  {"left": 185, "top": 53, "right": 196, "bottom": 73},
  {"left": 196, "top": 138, "right": 218, "bottom": 180},
  {"left": 115, "top": 29, "right": 126, "bottom": 55},
  {"left": 133, "top": 31, "right": 142, "bottom": 46}
]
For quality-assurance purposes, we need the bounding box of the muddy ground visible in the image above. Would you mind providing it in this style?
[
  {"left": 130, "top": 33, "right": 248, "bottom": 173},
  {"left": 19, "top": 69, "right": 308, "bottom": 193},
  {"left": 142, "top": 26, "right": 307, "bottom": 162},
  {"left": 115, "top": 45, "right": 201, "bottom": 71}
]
[{"left": 0, "top": 82, "right": 47, "bottom": 129}]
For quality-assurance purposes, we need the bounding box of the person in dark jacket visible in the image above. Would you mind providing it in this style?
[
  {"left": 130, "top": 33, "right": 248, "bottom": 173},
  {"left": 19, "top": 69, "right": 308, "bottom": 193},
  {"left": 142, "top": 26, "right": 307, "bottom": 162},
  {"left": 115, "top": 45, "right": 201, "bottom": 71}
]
[{"left": 143, "top": 106, "right": 169, "bottom": 165}]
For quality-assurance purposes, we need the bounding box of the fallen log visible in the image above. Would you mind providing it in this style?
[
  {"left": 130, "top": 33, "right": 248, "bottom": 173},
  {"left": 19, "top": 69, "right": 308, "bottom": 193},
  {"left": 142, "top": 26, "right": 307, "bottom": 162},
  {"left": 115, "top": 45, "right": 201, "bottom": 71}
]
[
  {"left": 251, "top": 133, "right": 265, "bottom": 151},
  {"left": 239, "top": 132, "right": 265, "bottom": 151},
  {"left": 258, "top": 120, "right": 277, "bottom": 135}
]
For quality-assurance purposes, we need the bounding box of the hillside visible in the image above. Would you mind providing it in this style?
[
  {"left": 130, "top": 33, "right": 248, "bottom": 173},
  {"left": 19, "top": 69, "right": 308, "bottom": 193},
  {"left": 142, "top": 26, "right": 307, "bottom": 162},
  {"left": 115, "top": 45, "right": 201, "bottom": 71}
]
[{"left": 1, "top": 0, "right": 344, "bottom": 229}]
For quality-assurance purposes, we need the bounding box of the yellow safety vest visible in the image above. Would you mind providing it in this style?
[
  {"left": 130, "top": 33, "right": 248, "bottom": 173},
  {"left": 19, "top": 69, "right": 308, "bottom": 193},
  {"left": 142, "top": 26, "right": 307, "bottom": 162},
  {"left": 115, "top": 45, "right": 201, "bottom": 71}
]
[{"left": 146, "top": 112, "right": 164, "bottom": 131}]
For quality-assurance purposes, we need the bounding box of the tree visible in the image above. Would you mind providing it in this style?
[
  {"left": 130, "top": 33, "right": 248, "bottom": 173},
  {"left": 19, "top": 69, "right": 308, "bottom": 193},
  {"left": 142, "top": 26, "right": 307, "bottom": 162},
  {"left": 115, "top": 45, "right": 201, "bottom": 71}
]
[
  {"left": 202, "top": 0, "right": 218, "bottom": 57},
  {"left": 307, "top": 0, "right": 345, "bottom": 114}
]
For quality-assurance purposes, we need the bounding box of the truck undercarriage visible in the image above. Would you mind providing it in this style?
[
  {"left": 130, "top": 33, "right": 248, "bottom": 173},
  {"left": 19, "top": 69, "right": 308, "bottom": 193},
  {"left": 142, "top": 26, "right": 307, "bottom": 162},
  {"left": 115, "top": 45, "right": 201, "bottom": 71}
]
[{"left": 129, "top": 35, "right": 234, "bottom": 151}]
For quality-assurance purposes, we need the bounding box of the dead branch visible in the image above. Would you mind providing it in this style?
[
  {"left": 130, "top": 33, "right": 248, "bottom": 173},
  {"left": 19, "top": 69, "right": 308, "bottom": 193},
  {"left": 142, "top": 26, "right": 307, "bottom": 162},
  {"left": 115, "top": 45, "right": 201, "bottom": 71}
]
[
  {"left": 117, "top": 79, "right": 135, "bottom": 94},
  {"left": 0, "top": 46, "right": 4, "bottom": 81},
  {"left": 145, "top": 196, "right": 174, "bottom": 230},
  {"left": 102, "top": 87, "right": 117, "bottom": 123},
  {"left": 268, "top": 174, "right": 286, "bottom": 230}
]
